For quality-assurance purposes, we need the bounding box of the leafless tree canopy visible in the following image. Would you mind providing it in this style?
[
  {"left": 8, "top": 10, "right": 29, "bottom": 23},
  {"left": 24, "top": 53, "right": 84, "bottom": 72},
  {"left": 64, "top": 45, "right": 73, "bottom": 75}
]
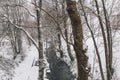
[{"left": 0, "top": 0, "right": 120, "bottom": 80}]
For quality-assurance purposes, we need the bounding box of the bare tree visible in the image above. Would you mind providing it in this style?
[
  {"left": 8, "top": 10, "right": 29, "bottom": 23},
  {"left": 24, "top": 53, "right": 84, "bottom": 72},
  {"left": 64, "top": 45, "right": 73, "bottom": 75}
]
[
  {"left": 34, "top": 0, "right": 44, "bottom": 80},
  {"left": 79, "top": 0, "right": 105, "bottom": 80},
  {"left": 0, "top": 0, "right": 27, "bottom": 59}
]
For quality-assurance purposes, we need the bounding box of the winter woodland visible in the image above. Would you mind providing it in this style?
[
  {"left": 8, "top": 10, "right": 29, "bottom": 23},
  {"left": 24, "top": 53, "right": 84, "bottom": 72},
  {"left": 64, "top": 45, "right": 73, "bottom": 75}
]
[{"left": 0, "top": 0, "right": 120, "bottom": 80}]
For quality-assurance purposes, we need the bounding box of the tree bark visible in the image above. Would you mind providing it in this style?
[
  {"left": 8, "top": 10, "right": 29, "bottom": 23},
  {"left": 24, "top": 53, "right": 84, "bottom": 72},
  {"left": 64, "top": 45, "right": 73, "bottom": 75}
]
[
  {"left": 66, "top": 1, "right": 88, "bottom": 80},
  {"left": 36, "top": 0, "right": 44, "bottom": 80}
]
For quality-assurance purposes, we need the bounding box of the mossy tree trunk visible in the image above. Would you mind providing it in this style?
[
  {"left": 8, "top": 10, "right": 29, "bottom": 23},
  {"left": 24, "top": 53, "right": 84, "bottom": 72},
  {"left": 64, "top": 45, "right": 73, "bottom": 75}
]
[{"left": 66, "top": 1, "right": 88, "bottom": 80}]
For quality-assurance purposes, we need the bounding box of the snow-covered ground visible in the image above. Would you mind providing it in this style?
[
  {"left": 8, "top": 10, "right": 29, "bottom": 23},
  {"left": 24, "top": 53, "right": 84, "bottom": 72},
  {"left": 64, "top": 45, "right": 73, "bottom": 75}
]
[
  {"left": 12, "top": 45, "right": 39, "bottom": 80},
  {"left": 0, "top": 31, "right": 120, "bottom": 80},
  {"left": 85, "top": 31, "right": 120, "bottom": 80}
]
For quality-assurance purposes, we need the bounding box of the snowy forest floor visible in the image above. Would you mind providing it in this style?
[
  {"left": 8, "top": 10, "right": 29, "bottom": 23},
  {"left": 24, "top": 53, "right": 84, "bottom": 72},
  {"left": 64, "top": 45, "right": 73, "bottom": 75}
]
[
  {"left": 12, "top": 45, "right": 39, "bottom": 80},
  {"left": 1, "top": 31, "right": 120, "bottom": 80}
]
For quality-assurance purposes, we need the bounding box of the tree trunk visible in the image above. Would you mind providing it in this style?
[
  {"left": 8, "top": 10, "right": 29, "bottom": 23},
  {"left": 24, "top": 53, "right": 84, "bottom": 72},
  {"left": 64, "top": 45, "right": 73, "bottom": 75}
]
[
  {"left": 94, "top": 0, "right": 110, "bottom": 80},
  {"left": 66, "top": 1, "right": 88, "bottom": 80},
  {"left": 36, "top": 0, "right": 44, "bottom": 80},
  {"left": 101, "top": 0, "right": 113, "bottom": 79},
  {"left": 79, "top": 0, "right": 105, "bottom": 80}
]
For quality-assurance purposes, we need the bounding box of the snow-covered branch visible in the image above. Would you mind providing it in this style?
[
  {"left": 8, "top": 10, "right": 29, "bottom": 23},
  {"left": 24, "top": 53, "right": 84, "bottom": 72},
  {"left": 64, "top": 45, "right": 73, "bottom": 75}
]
[{"left": 3, "top": 15, "right": 39, "bottom": 50}]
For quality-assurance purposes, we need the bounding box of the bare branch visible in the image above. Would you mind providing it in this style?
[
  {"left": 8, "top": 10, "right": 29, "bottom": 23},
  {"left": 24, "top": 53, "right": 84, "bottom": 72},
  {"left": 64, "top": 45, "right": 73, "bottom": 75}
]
[
  {"left": 32, "top": 2, "right": 74, "bottom": 46},
  {"left": 2, "top": 15, "right": 39, "bottom": 50},
  {"left": 2, "top": 4, "right": 36, "bottom": 20}
]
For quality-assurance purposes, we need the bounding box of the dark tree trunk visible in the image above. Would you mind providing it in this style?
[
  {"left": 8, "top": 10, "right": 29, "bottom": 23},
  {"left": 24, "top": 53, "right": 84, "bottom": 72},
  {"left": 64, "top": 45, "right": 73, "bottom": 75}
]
[
  {"left": 94, "top": 0, "right": 112, "bottom": 80},
  {"left": 36, "top": 0, "right": 44, "bottom": 80},
  {"left": 66, "top": 1, "right": 88, "bottom": 80},
  {"left": 101, "top": 0, "right": 113, "bottom": 79}
]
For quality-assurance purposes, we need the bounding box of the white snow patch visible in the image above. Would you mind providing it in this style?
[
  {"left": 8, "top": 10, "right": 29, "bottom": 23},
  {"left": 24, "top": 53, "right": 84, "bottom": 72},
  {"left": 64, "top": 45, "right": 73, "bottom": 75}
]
[{"left": 13, "top": 45, "right": 39, "bottom": 80}]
